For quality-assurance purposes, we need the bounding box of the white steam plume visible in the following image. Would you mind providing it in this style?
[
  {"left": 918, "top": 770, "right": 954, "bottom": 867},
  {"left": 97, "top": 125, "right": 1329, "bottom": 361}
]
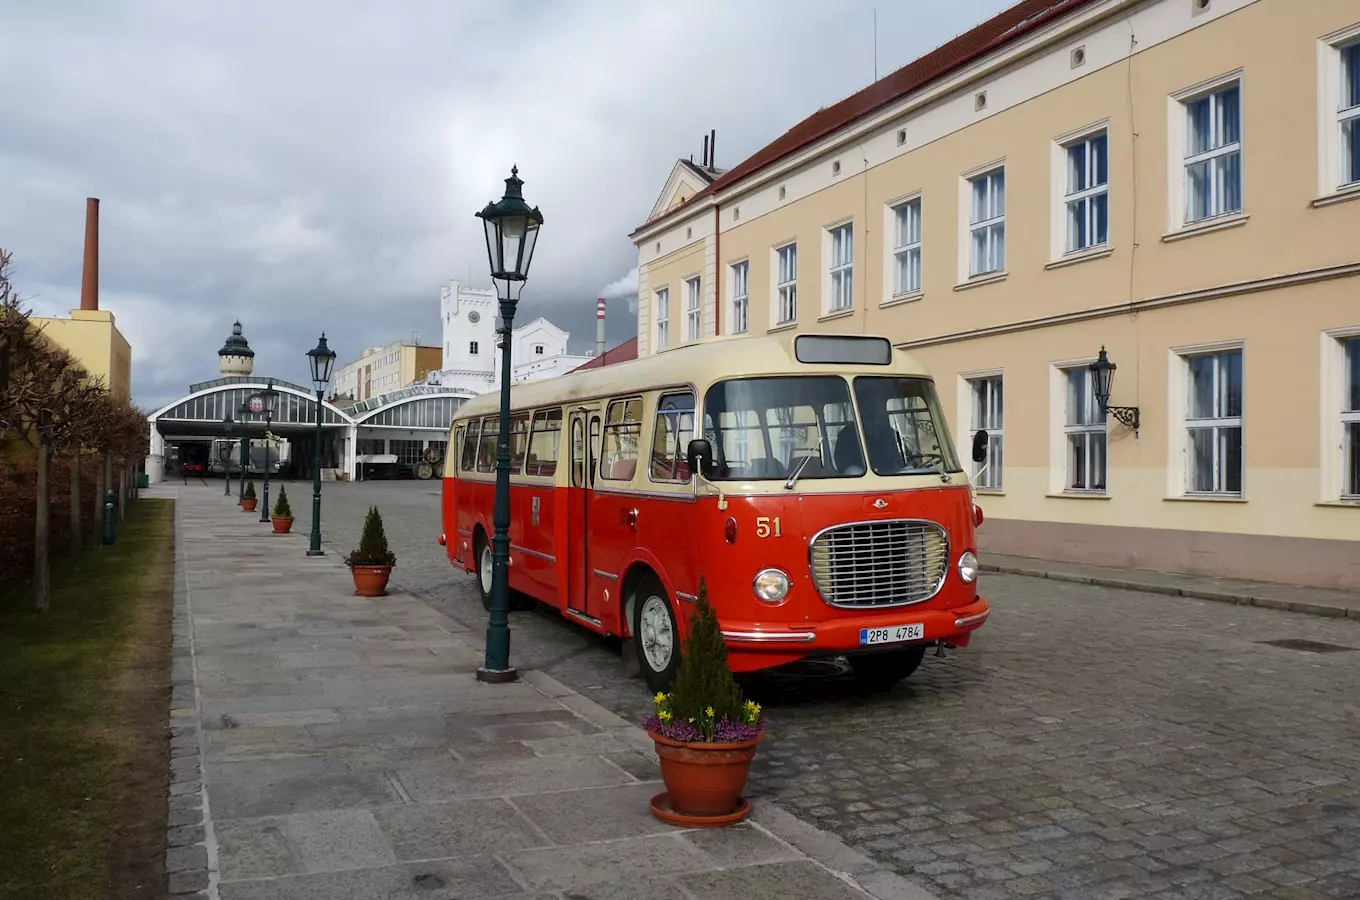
[{"left": 599, "top": 267, "right": 639, "bottom": 314}]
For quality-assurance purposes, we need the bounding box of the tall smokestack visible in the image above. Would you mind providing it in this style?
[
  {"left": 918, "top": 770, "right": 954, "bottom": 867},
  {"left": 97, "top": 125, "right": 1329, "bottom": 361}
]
[
  {"left": 596, "top": 298, "right": 607, "bottom": 359},
  {"left": 80, "top": 197, "right": 99, "bottom": 311}
]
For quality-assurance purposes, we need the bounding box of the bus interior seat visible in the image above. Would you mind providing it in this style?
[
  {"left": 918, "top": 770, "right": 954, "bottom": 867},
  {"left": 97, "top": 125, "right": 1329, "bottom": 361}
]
[
  {"left": 833, "top": 426, "right": 866, "bottom": 475},
  {"left": 609, "top": 458, "right": 637, "bottom": 480},
  {"left": 790, "top": 454, "right": 828, "bottom": 479}
]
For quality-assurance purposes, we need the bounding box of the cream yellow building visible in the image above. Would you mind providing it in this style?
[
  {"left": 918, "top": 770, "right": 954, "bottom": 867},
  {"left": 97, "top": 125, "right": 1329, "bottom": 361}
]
[
  {"left": 334, "top": 340, "right": 442, "bottom": 403},
  {"left": 631, "top": 0, "right": 1360, "bottom": 589},
  {"left": 31, "top": 309, "right": 133, "bottom": 402}
]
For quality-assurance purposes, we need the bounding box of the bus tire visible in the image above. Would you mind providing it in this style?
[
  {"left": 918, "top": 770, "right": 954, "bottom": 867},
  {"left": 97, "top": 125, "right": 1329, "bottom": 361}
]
[
  {"left": 847, "top": 646, "right": 926, "bottom": 693},
  {"left": 633, "top": 575, "right": 680, "bottom": 693},
  {"left": 475, "top": 534, "right": 493, "bottom": 611}
]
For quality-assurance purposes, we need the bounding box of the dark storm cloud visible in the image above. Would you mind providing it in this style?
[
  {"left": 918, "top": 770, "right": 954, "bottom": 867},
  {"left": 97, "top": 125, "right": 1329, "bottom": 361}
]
[{"left": 0, "top": 0, "right": 1012, "bottom": 409}]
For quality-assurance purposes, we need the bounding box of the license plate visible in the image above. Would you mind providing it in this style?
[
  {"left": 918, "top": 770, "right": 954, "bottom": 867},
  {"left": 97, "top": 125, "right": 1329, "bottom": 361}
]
[{"left": 859, "top": 623, "right": 924, "bottom": 646}]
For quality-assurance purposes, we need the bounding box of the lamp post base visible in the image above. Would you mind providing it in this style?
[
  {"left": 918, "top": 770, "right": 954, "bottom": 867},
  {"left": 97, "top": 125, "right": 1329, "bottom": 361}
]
[
  {"left": 476, "top": 666, "right": 518, "bottom": 684},
  {"left": 305, "top": 549, "right": 325, "bottom": 557}
]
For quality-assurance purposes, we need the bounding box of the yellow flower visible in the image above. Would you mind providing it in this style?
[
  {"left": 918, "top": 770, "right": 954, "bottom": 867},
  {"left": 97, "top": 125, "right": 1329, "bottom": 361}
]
[
  {"left": 688, "top": 717, "right": 695, "bottom": 724},
  {"left": 654, "top": 692, "right": 667, "bottom": 704},
  {"left": 705, "top": 706, "right": 715, "bottom": 718},
  {"left": 658, "top": 710, "right": 672, "bottom": 722}
]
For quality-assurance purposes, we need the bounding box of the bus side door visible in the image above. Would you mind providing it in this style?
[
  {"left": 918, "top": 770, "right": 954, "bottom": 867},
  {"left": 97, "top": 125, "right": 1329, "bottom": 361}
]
[{"left": 564, "top": 407, "right": 598, "bottom": 616}]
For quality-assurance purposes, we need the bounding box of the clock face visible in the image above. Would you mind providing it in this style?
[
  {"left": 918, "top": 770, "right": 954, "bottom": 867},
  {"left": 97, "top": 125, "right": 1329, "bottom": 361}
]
[{"left": 468, "top": 311, "right": 481, "bottom": 324}]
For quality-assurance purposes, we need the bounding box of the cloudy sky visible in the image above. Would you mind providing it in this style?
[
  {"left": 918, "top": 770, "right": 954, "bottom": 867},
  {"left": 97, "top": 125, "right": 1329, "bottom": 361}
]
[{"left": 0, "top": 0, "right": 1012, "bottom": 410}]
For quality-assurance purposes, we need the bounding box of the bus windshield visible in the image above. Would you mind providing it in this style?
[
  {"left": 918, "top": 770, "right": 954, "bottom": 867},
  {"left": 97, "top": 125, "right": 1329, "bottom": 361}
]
[
  {"left": 853, "top": 376, "right": 962, "bottom": 475},
  {"left": 702, "top": 375, "right": 959, "bottom": 482}
]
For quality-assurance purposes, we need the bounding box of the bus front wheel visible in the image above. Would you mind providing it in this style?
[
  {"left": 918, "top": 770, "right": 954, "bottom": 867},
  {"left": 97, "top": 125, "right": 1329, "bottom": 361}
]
[
  {"left": 847, "top": 646, "right": 926, "bottom": 693},
  {"left": 475, "top": 536, "right": 493, "bottom": 611},
  {"left": 634, "top": 576, "right": 680, "bottom": 692}
]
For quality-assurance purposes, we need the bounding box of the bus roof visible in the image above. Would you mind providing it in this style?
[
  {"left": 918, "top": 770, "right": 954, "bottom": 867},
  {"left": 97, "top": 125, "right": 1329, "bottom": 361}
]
[{"left": 452, "top": 332, "right": 934, "bottom": 421}]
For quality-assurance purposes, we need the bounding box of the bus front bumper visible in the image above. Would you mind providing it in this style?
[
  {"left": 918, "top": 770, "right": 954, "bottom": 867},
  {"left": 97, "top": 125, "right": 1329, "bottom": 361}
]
[{"left": 720, "top": 596, "right": 989, "bottom": 671}]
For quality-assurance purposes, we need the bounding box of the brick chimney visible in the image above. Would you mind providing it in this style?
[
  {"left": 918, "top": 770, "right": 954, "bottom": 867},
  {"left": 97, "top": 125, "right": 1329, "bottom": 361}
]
[{"left": 80, "top": 197, "right": 99, "bottom": 311}]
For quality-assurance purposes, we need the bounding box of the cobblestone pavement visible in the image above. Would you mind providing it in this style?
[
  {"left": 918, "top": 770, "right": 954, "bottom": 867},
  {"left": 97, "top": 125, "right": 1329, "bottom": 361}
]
[{"left": 288, "top": 479, "right": 1360, "bottom": 900}]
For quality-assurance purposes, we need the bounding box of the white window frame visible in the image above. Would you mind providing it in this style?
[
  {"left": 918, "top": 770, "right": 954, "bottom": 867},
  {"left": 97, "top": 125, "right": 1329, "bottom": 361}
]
[
  {"left": 1321, "top": 327, "right": 1360, "bottom": 502},
  {"left": 655, "top": 287, "right": 670, "bottom": 350},
  {"left": 1052, "top": 123, "right": 1110, "bottom": 257},
  {"left": 1061, "top": 365, "right": 1108, "bottom": 494},
  {"left": 1167, "top": 71, "right": 1244, "bottom": 230},
  {"left": 773, "top": 242, "right": 798, "bottom": 326},
  {"left": 1318, "top": 26, "right": 1360, "bottom": 197},
  {"left": 684, "top": 276, "right": 702, "bottom": 342},
  {"left": 886, "top": 194, "right": 923, "bottom": 299},
  {"left": 825, "top": 221, "right": 854, "bottom": 313},
  {"left": 1169, "top": 343, "right": 1245, "bottom": 498},
  {"left": 965, "top": 166, "right": 1006, "bottom": 278},
  {"left": 729, "top": 260, "right": 749, "bottom": 335},
  {"left": 963, "top": 372, "right": 1004, "bottom": 491}
]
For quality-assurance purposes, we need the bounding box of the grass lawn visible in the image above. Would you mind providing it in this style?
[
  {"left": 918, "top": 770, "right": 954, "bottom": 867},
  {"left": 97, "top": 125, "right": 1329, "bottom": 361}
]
[{"left": 0, "top": 498, "right": 175, "bottom": 900}]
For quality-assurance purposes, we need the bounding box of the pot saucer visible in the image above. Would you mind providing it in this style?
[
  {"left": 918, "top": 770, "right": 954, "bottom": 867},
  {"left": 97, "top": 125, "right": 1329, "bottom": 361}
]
[{"left": 648, "top": 792, "right": 751, "bottom": 828}]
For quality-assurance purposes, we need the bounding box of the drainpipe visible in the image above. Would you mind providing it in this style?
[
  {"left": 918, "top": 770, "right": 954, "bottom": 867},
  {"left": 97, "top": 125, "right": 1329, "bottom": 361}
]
[{"left": 713, "top": 205, "right": 721, "bottom": 337}]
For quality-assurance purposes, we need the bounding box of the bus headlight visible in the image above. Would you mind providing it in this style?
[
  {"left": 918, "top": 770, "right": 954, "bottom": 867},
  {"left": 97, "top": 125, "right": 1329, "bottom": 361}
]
[
  {"left": 958, "top": 551, "right": 979, "bottom": 584},
  {"left": 753, "top": 568, "right": 791, "bottom": 604}
]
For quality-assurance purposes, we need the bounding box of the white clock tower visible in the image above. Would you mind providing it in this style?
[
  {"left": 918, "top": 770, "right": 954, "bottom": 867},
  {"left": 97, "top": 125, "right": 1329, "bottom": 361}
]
[{"left": 436, "top": 280, "right": 497, "bottom": 394}]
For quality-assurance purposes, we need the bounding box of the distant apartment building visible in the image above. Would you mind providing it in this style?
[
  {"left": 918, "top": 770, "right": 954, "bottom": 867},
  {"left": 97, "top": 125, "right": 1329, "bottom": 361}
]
[
  {"left": 334, "top": 339, "right": 442, "bottom": 403},
  {"left": 432, "top": 279, "right": 593, "bottom": 395},
  {"left": 630, "top": 0, "right": 1360, "bottom": 588}
]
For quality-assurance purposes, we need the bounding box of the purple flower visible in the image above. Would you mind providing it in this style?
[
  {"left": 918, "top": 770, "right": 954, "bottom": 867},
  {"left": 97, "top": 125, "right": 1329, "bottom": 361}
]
[{"left": 644, "top": 715, "right": 765, "bottom": 744}]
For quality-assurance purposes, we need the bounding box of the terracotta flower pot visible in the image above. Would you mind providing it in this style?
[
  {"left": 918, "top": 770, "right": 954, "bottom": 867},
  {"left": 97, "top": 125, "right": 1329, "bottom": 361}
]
[
  {"left": 351, "top": 565, "right": 393, "bottom": 597},
  {"left": 648, "top": 731, "right": 761, "bottom": 826},
  {"left": 242, "top": 499, "right": 258, "bottom": 512},
  {"left": 271, "top": 516, "right": 294, "bottom": 534}
]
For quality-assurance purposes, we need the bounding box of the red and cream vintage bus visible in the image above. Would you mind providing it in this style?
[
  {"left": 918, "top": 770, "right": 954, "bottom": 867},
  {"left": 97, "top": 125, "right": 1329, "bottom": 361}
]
[{"left": 441, "top": 333, "right": 990, "bottom": 692}]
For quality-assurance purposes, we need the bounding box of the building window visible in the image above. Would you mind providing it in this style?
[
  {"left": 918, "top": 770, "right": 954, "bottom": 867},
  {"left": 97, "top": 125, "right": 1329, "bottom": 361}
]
[
  {"left": 1064, "top": 131, "right": 1109, "bottom": 252},
  {"left": 1183, "top": 83, "right": 1242, "bottom": 223},
  {"left": 969, "top": 168, "right": 1005, "bottom": 276},
  {"left": 1343, "top": 337, "right": 1360, "bottom": 499},
  {"left": 730, "top": 261, "right": 749, "bottom": 334},
  {"left": 1340, "top": 41, "right": 1360, "bottom": 187},
  {"left": 892, "top": 198, "right": 922, "bottom": 295},
  {"left": 685, "top": 276, "right": 701, "bottom": 341},
  {"left": 969, "top": 375, "right": 1003, "bottom": 490},
  {"left": 655, "top": 288, "right": 669, "bottom": 349},
  {"left": 390, "top": 439, "right": 423, "bottom": 466},
  {"left": 469, "top": 341, "right": 479, "bottom": 355},
  {"left": 828, "top": 223, "right": 853, "bottom": 312},
  {"left": 1064, "top": 367, "right": 1107, "bottom": 492},
  {"left": 775, "top": 243, "right": 797, "bottom": 325},
  {"left": 1184, "top": 349, "right": 1243, "bottom": 495},
  {"left": 535, "top": 344, "right": 545, "bottom": 355}
]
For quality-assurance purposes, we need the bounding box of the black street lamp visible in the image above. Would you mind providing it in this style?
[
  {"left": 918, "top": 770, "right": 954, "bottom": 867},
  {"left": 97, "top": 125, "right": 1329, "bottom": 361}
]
[
  {"left": 236, "top": 403, "right": 251, "bottom": 505},
  {"left": 251, "top": 381, "right": 279, "bottom": 523},
  {"left": 306, "top": 333, "right": 337, "bottom": 557},
  {"left": 1089, "top": 346, "right": 1140, "bottom": 431},
  {"left": 474, "top": 165, "right": 543, "bottom": 684},
  {"left": 222, "top": 414, "right": 235, "bottom": 496}
]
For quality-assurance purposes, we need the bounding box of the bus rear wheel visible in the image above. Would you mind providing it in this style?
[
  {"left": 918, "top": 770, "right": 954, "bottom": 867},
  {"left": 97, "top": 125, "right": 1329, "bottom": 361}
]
[
  {"left": 847, "top": 646, "right": 926, "bottom": 693},
  {"left": 474, "top": 534, "right": 534, "bottom": 613},
  {"left": 633, "top": 576, "right": 680, "bottom": 693}
]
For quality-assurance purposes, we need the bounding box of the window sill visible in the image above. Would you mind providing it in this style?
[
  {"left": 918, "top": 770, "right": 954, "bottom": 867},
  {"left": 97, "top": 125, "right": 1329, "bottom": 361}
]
[
  {"left": 1045, "top": 491, "right": 1111, "bottom": 500},
  {"left": 1045, "top": 245, "right": 1114, "bottom": 271},
  {"left": 1161, "top": 213, "right": 1248, "bottom": 243},
  {"left": 954, "top": 272, "right": 1008, "bottom": 293},
  {"left": 1311, "top": 185, "right": 1360, "bottom": 209},
  {"left": 974, "top": 488, "right": 1006, "bottom": 496},
  {"left": 1164, "top": 494, "right": 1247, "bottom": 503},
  {"left": 818, "top": 309, "right": 855, "bottom": 323},
  {"left": 767, "top": 322, "right": 798, "bottom": 334},
  {"left": 1315, "top": 500, "right": 1360, "bottom": 508},
  {"left": 881, "top": 291, "right": 923, "bottom": 308}
]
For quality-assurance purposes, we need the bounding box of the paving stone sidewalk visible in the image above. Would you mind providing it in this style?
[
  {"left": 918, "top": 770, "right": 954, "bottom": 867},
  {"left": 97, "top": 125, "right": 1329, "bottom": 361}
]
[
  {"left": 982, "top": 554, "right": 1360, "bottom": 619},
  {"left": 156, "top": 483, "right": 938, "bottom": 900}
]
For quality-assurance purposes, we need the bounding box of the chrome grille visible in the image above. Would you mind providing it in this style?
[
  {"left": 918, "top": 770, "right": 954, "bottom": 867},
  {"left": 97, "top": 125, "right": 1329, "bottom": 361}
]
[{"left": 808, "top": 519, "right": 949, "bottom": 608}]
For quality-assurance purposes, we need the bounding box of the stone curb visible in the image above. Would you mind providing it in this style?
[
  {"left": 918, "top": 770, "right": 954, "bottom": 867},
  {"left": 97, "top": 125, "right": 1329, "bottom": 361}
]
[
  {"left": 981, "top": 563, "right": 1360, "bottom": 620},
  {"left": 518, "top": 670, "right": 942, "bottom": 900},
  {"left": 164, "top": 495, "right": 216, "bottom": 900}
]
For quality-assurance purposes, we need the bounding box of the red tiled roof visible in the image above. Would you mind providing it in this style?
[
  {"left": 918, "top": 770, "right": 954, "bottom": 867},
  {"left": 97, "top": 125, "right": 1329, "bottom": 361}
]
[
  {"left": 636, "top": 0, "right": 1095, "bottom": 233},
  {"left": 572, "top": 337, "right": 638, "bottom": 372}
]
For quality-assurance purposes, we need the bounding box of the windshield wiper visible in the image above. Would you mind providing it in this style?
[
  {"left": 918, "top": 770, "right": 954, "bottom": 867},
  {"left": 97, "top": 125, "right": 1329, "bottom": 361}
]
[{"left": 784, "top": 434, "right": 825, "bottom": 490}]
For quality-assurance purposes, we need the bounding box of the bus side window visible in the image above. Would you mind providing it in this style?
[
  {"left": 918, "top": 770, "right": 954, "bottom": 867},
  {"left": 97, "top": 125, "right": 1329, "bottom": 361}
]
[
  {"left": 526, "top": 408, "right": 563, "bottom": 477},
  {"left": 570, "top": 417, "right": 586, "bottom": 487},
  {"left": 451, "top": 425, "right": 464, "bottom": 475},
  {"left": 649, "top": 392, "right": 695, "bottom": 483},
  {"left": 600, "top": 398, "right": 642, "bottom": 481},
  {"left": 459, "top": 420, "right": 480, "bottom": 473},
  {"left": 509, "top": 413, "right": 531, "bottom": 473},
  {"left": 475, "top": 416, "right": 498, "bottom": 474}
]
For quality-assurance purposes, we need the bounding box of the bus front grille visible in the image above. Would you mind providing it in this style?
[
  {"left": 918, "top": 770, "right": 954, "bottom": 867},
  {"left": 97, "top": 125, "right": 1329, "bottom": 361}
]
[{"left": 808, "top": 519, "right": 950, "bottom": 608}]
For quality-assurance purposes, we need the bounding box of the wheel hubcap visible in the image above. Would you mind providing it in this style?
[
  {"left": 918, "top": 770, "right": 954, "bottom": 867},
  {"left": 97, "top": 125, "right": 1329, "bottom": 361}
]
[
  {"left": 639, "top": 595, "right": 673, "bottom": 672},
  {"left": 479, "top": 545, "right": 493, "bottom": 595}
]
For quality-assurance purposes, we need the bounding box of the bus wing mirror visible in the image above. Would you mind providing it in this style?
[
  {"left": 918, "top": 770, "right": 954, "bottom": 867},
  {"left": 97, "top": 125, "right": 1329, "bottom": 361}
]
[
  {"left": 686, "top": 438, "right": 714, "bottom": 480},
  {"left": 971, "top": 429, "right": 989, "bottom": 464}
]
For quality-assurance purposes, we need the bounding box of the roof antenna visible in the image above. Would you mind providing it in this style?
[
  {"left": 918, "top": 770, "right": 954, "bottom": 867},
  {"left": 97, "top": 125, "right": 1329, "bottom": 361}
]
[{"left": 873, "top": 9, "right": 879, "bottom": 81}]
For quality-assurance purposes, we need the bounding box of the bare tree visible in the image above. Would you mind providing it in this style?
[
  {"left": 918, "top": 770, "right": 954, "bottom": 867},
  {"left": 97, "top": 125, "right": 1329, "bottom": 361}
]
[{"left": 59, "top": 375, "right": 110, "bottom": 556}]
